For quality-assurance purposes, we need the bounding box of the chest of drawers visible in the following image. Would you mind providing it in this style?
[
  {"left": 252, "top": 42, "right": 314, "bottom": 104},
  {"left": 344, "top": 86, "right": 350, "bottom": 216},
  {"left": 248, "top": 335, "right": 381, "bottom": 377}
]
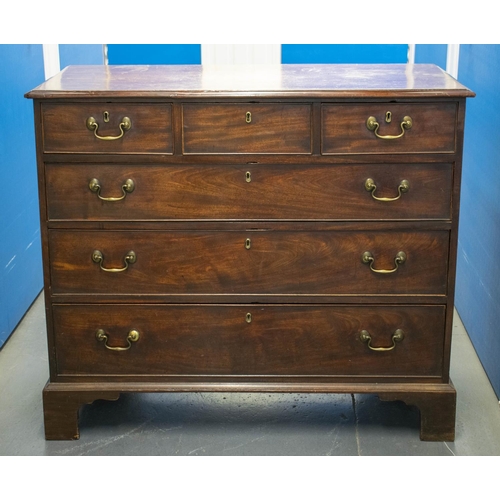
[{"left": 26, "top": 64, "right": 474, "bottom": 441}]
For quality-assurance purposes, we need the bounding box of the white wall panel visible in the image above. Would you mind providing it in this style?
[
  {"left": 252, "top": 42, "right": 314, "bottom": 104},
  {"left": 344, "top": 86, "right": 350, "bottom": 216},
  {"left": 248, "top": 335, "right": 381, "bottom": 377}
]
[
  {"left": 42, "top": 44, "right": 60, "bottom": 79},
  {"left": 202, "top": 44, "right": 280, "bottom": 65},
  {"left": 446, "top": 44, "right": 460, "bottom": 78},
  {"left": 407, "top": 44, "right": 415, "bottom": 64}
]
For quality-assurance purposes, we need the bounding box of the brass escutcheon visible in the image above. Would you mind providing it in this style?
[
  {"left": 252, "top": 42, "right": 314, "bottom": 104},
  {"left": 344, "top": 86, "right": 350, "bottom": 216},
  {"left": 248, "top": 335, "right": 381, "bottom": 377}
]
[
  {"left": 246, "top": 313, "right": 252, "bottom": 323},
  {"left": 246, "top": 111, "right": 252, "bottom": 124},
  {"left": 246, "top": 171, "right": 252, "bottom": 183},
  {"left": 245, "top": 238, "right": 251, "bottom": 250}
]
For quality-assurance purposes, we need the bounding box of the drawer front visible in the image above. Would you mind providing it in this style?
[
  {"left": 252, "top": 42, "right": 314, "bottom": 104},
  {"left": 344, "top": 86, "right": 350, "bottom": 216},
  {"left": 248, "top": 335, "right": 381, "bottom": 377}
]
[
  {"left": 45, "top": 163, "right": 453, "bottom": 221},
  {"left": 182, "top": 104, "right": 312, "bottom": 154},
  {"left": 322, "top": 103, "right": 457, "bottom": 154},
  {"left": 41, "top": 103, "right": 173, "bottom": 154},
  {"left": 52, "top": 304, "right": 445, "bottom": 377},
  {"left": 49, "top": 230, "right": 449, "bottom": 296}
]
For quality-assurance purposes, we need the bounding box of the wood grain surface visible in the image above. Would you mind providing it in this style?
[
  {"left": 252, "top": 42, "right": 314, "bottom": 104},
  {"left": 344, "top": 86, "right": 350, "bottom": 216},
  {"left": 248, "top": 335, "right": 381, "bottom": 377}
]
[
  {"left": 322, "top": 103, "right": 457, "bottom": 154},
  {"left": 45, "top": 163, "right": 453, "bottom": 221},
  {"left": 42, "top": 103, "right": 173, "bottom": 154},
  {"left": 48, "top": 229, "right": 450, "bottom": 296},
  {"left": 52, "top": 304, "right": 445, "bottom": 377},
  {"left": 182, "top": 103, "right": 312, "bottom": 154},
  {"left": 26, "top": 64, "right": 475, "bottom": 99}
]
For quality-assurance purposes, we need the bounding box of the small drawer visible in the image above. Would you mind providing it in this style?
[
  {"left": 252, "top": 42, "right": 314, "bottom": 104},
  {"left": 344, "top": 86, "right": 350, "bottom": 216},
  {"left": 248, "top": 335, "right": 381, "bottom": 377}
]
[
  {"left": 48, "top": 230, "right": 449, "bottom": 296},
  {"left": 182, "top": 103, "right": 312, "bottom": 154},
  {"left": 52, "top": 304, "right": 445, "bottom": 377},
  {"left": 41, "top": 103, "right": 173, "bottom": 154},
  {"left": 322, "top": 103, "right": 457, "bottom": 154},
  {"left": 45, "top": 163, "right": 453, "bottom": 221}
]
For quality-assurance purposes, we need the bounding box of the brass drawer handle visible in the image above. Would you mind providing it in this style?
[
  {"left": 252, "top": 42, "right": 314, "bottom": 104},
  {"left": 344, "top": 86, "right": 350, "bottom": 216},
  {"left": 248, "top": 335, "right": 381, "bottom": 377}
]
[
  {"left": 365, "top": 178, "right": 409, "bottom": 202},
  {"left": 86, "top": 116, "right": 131, "bottom": 141},
  {"left": 366, "top": 115, "right": 412, "bottom": 139},
  {"left": 96, "top": 328, "right": 140, "bottom": 351},
  {"left": 89, "top": 178, "right": 135, "bottom": 202},
  {"left": 360, "top": 329, "right": 404, "bottom": 351},
  {"left": 362, "top": 251, "right": 406, "bottom": 274},
  {"left": 92, "top": 250, "right": 136, "bottom": 272}
]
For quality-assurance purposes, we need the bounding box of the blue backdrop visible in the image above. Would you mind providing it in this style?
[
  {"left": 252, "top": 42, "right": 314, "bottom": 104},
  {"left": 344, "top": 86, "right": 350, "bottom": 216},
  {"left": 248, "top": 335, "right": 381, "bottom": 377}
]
[
  {"left": 0, "top": 44, "right": 104, "bottom": 349},
  {"left": 282, "top": 44, "right": 408, "bottom": 63},
  {"left": 106, "top": 44, "right": 408, "bottom": 65},
  {"left": 107, "top": 44, "right": 201, "bottom": 65},
  {"left": 454, "top": 45, "right": 500, "bottom": 398},
  {"left": 0, "top": 45, "right": 45, "bottom": 348},
  {"left": 414, "top": 44, "right": 447, "bottom": 69}
]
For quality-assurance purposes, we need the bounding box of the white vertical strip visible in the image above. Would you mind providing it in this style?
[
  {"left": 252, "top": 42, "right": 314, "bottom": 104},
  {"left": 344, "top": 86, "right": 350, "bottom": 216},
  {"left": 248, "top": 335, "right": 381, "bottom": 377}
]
[
  {"left": 446, "top": 44, "right": 460, "bottom": 78},
  {"left": 103, "top": 44, "right": 109, "bottom": 65},
  {"left": 201, "top": 44, "right": 281, "bottom": 65},
  {"left": 407, "top": 44, "right": 415, "bottom": 64},
  {"left": 255, "top": 44, "right": 281, "bottom": 64},
  {"left": 42, "top": 44, "right": 60, "bottom": 80},
  {"left": 234, "top": 44, "right": 251, "bottom": 64},
  {"left": 201, "top": 44, "right": 213, "bottom": 65}
]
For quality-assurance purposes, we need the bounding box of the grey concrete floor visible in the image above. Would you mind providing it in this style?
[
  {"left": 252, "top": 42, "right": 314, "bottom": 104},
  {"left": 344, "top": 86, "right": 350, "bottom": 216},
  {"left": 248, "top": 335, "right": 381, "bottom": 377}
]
[{"left": 1, "top": 294, "right": 500, "bottom": 456}]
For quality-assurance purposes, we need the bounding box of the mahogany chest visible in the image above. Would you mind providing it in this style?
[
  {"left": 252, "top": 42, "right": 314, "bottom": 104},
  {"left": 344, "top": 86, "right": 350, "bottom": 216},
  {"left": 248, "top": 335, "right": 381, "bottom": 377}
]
[{"left": 26, "top": 64, "right": 474, "bottom": 440}]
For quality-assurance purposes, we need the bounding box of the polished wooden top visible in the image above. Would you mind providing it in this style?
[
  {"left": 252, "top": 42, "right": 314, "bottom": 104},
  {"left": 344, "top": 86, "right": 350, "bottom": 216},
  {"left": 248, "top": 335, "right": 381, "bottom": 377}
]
[{"left": 26, "top": 64, "right": 475, "bottom": 99}]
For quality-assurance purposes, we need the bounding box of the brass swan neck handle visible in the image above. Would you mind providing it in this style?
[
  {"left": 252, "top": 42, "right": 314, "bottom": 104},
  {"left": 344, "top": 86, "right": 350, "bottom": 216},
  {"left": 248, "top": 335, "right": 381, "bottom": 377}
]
[
  {"left": 359, "top": 329, "right": 405, "bottom": 351},
  {"left": 366, "top": 115, "right": 412, "bottom": 140},
  {"left": 86, "top": 116, "right": 131, "bottom": 141}
]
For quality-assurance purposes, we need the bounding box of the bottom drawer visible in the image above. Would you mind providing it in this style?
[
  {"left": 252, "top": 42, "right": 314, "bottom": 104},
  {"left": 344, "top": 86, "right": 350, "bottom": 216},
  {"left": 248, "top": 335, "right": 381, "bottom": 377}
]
[{"left": 52, "top": 305, "right": 445, "bottom": 377}]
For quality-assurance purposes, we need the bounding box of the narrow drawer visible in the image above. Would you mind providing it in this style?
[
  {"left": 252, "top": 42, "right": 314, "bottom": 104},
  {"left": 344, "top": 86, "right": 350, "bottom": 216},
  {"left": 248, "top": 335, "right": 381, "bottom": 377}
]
[
  {"left": 52, "top": 304, "right": 445, "bottom": 377},
  {"left": 49, "top": 230, "right": 449, "bottom": 296},
  {"left": 41, "top": 103, "right": 173, "bottom": 154},
  {"left": 182, "top": 103, "right": 312, "bottom": 154},
  {"left": 45, "top": 163, "right": 453, "bottom": 221},
  {"left": 322, "top": 103, "right": 457, "bottom": 154}
]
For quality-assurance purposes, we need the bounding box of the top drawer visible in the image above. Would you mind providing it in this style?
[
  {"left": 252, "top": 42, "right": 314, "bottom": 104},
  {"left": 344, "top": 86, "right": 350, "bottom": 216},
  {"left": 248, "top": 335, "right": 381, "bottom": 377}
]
[
  {"left": 182, "top": 103, "right": 312, "bottom": 154},
  {"left": 41, "top": 103, "right": 173, "bottom": 154},
  {"left": 322, "top": 103, "right": 457, "bottom": 154}
]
